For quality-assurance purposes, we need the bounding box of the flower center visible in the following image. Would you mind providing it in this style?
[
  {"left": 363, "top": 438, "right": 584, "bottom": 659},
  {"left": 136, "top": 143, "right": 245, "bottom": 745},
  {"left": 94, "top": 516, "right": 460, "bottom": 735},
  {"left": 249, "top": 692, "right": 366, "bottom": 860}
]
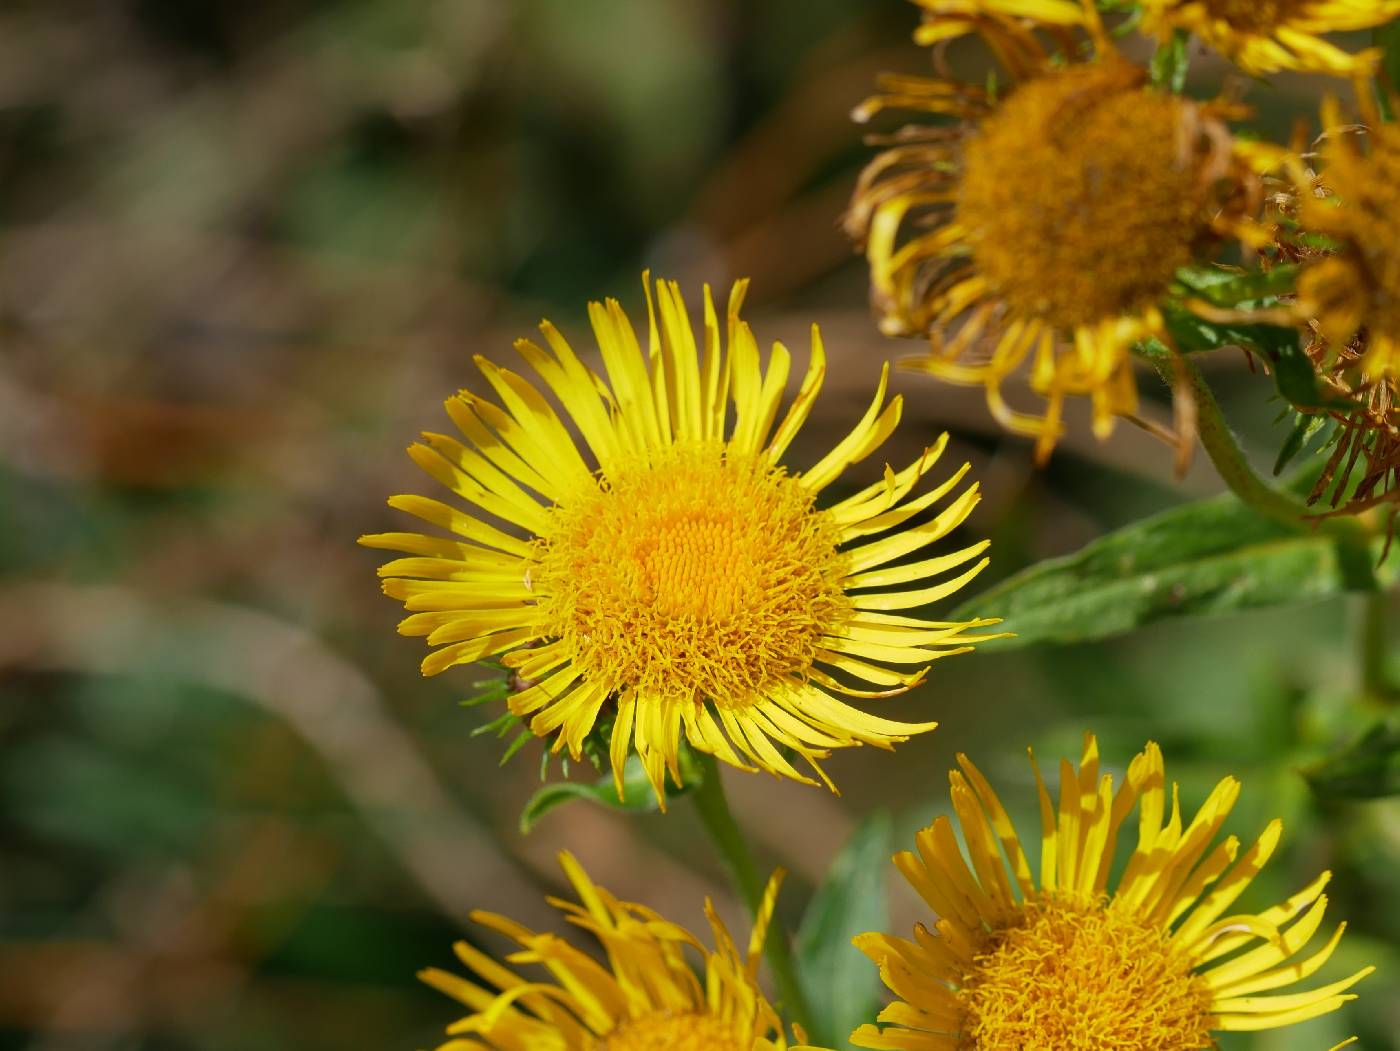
[
  {"left": 1202, "top": 0, "right": 1299, "bottom": 33},
  {"left": 956, "top": 896, "right": 1213, "bottom": 1050},
  {"left": 534, "top": 443, "right": 849, "bottom": 707},
  {"left": 956, "top": 63, "right": 1210, "bottom": 332},
  {"left": 597, "top": 1013, "right": 743, "bottom": 1051}
]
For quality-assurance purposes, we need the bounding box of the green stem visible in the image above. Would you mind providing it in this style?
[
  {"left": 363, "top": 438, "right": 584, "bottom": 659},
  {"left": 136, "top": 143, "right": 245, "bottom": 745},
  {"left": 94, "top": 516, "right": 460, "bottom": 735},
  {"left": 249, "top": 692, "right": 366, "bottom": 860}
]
[
  {"left": 691, "top": 753, "right": 814, "bottom": 1038},
  {"left": 1169, "top": 355, "right": 1383, "bottom": 556},
  {"left": 1157, "top": 356, "right": 1400, "bottom": 709},
  {"left": 1167, "top": 355, "right": 1318, "bottom": 529}
]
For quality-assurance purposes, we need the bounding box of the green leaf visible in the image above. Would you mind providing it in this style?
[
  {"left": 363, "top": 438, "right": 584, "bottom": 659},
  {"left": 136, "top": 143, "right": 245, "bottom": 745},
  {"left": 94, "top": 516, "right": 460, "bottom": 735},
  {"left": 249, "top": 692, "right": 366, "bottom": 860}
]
[
  {"left": 1305, "top": 719, "right": 1400, "bottom": 799},
  {"left": 950, "top": 491, "right": 1394, "bottom": 649},
  {"left": 1272, "top": 413, "right": 1331, "bottom": 476},
  {"left": 1149, "top": 28, "right": 1189, "bottom": 92},
  {"left": 1262, "top": 336, "right": 1332, "bottom": 410},
  {"left": 1174, "top": 264, "right": 1298, "bottom": 306},
  {"left": 1163, "top": 266, "right": 1353, "bottom": 411},
  {"left": 472, "top": 710, "right": 518, "bottom": 738},
  {"left": 461, "top": 670, "right": 510, "bottom": 708},
  {"left": 1161, "top": 298, "right": 1293, "bottom": 356},
  {"left": 1159, "top": 304, "right": 1337, "bottom": 411},
  {"left": 796, "top": 813, "right": 892, "bottom": 1050},
  {"left": 500, "top": 728, "right": 533, "bottom": 765},
  {"left": 518, "top": 752, "right": 696, "bottom": 834}
]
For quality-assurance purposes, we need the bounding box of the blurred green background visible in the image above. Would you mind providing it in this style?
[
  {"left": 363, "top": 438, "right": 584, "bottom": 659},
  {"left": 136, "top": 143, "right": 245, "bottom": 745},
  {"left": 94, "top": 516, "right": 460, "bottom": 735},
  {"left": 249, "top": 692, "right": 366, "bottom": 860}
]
[{"left": 0, "top": 2, "right": 1395, "bottom": 1048}]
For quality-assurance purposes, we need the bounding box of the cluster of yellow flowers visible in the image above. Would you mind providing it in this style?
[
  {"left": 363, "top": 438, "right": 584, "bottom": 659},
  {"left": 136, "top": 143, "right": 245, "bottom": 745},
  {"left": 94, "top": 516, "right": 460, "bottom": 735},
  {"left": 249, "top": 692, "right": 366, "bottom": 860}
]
[
  {"left": 849, "top": 0, "right": 1400, "bottom": 470},
  {"left": 418, "top": 735, "right": 1370, "bottom": 1050},
  {"left": 359, "top": 2, "right": 1397, "bottom": 1048}
]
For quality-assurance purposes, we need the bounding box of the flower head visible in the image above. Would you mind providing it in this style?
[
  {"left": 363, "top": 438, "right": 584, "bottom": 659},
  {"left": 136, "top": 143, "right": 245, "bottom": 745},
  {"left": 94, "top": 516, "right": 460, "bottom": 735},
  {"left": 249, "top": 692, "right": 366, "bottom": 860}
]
[
  {"left": 1298, "top": 338, "right": 1400, "bottom": 526},
  {"left": 848, "top": 15, "right": 1260, "bottom": 460},
  {"left": 362, "top": 276, "right": 999, "bottom": 804},
  {"left": 1142, "top": 0, "right": 1400, "bottom": 77},
  {"left": 854, "top": 733, "right": 1372, "bottom": 1049},
  {"left": 1256, "top": 100, "right": 1400, "bottom": 527},
  {"left": 901, "top": 0, "right": 1091, "bottom": 49},
  {"left": 1294, "top": 98, "right": 1400, "bottom": 385},
  {"left": 420, "top": 852, "right": 807, "bottom": 1051}
]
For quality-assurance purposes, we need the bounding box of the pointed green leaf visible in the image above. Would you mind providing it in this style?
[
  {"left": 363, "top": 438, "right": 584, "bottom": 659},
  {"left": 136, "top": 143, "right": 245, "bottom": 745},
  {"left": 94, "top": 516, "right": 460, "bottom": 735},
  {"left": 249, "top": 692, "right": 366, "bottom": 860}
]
[
  {"left": 1149, "top": 28, "right": 1190, "bottom": 91},
  {"left": 950, "top": 492, "right": 1395, "bottom": 649},
  {"left": 1160, "top": 265, "right": 1348, "bottom": 411},
  {"left": 1174, "top": 264, "right": 1299, "bottom": 305},
  {"left": 518, "top": 752, "right": 697, "bottom": 834},
  {"left": 1160, "top": 303, "right": 1333, "bottom": 409},
  {"left": 796, "top": 813, "right": 892, "bottom": 1050},
  {"left": 1273, "top": 413, "right": 1331, "bottom": 476}
]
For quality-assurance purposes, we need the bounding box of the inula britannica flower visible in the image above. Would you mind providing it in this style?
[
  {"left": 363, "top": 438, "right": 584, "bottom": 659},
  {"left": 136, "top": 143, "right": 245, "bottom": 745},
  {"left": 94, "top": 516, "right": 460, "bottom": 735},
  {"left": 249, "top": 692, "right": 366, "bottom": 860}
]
[
  {"left": 1142, "top": 0, "right": 1400, "bottom": 77},
  {"left": 1294, "top": 97, "right": 1400, "bottom": 385},
  {"left": 899, "top": 0, "right": 1090, "bottom": 46},
  {"left": 854, "top": 733, "right": 1371, "bottom": 1049},
  {"left": 420, "top": 852, "right": 811, "bottom": 1051},
  {"left": 1258, "top": 95, "right": 1400, "bottom": 522},
  {"left": 847, "top": 8, "right": 1262, "bottom": 460},
  {"left": 909, "top": 0, "right": 1400, "bottom": 77},
  {"left": 363, "top": 276, "right": 1000, "bottom": 804}
]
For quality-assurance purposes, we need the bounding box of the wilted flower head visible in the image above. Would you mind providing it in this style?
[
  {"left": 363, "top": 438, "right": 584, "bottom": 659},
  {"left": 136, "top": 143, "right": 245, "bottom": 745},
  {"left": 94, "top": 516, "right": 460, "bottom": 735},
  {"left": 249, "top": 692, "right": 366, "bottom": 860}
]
[
  {"left": 847, "top": 5, "right": 1262, "bottom": 461},
  {"left": 1294, "top": 97, "right": 1400, "bottom": 385},
  {"left": 1301, "top": 338, "right": 1400, "bottom": 527},
  {"left": 1257, "top": 95, "right": 1400, "bottom": 528}
]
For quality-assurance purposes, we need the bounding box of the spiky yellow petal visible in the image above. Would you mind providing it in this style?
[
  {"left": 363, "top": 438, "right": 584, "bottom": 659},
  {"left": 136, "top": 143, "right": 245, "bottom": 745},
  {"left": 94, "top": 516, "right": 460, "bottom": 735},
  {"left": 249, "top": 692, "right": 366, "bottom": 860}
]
[{"left": 1142, "top": 0, "right": 1400, "bottom": 77}]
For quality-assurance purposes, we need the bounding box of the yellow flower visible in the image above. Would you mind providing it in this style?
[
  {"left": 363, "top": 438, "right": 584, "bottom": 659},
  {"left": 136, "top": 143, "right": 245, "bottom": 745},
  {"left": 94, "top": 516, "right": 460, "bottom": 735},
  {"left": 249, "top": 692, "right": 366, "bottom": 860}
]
[
  {"left": 362, "top": 276, "right": 1000, "bottom": 804},
  {"left": 853, "top": 733, "right": 1372, "bottom": 1049},
  {"left": 1142, "top": 0, "right": 1400, "bottom": 77},
  {"left": 910, "top": 0, "right": 1400, "bottom": 78},
  {"left": 900, "top": 0, "right": 1092, "bottom": 49},
  {"left": 847, "top": 18, "right": 1259, "bottom": 461},
  {"left": 420, "top": 851, "right": 814, "bottom": 1051},
  {"left": 902, "top": 0, "right": 1092, "bottom": 45},
  {"left": 1295, "top": 97, "right": 1400, "bottom": 384}
]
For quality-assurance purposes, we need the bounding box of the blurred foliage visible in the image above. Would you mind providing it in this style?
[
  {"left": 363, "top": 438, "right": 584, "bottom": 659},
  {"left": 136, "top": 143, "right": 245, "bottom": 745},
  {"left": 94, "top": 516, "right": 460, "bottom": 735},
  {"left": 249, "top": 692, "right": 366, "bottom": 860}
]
[
  {"left": 0, "top": 3, "right": 1397, "bottom": 1051},
  {"left": 1307, "top": 718, "right": 1400, "bottom": 800},
  {"left": 795, "top": 814, "right": 890, "bottom": 1051}
]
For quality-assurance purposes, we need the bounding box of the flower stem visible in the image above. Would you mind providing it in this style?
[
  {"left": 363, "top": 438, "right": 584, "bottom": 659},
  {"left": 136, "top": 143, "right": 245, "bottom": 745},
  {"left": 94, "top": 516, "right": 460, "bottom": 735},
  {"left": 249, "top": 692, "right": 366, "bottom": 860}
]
[
  {"left": 691, "top": 753, "right": 814, "bottom": 1038},
  {"left": 1166, "top": 354, "right": 1318, "bottom": 529},
  {"left": 1158, "top": 355, "right": 1396, "bottom": 699},
  {"left": 1164, "top": 354, "right": 1383, "bottom": 555}
]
